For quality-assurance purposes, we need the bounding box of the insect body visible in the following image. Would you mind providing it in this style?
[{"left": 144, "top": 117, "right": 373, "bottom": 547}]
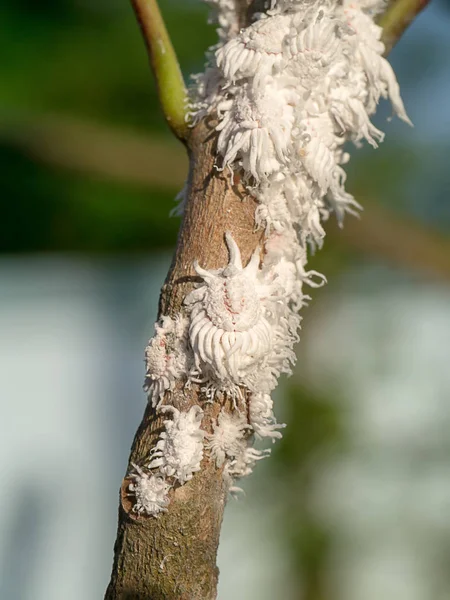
[{"left": 185, "top": 233, "right": 274, "bottom": 401}]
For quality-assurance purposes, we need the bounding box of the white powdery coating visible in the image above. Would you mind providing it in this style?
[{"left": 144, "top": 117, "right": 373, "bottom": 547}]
[
  {"left": 184, "top": 232, "right": 278, "bottom": 400},
  {"left": 129, "top": 463, "right": 171, "bottom": 517},
  {"left": 249, "top": 392, "right": 285, "bottom": 441},
  {"left": 206, "top": 410, "right": 250, "bottom": 467},
  {"left": 144, "top": 315, "right": 191, "bottom": 407},
  {"left": 148, "top": 405, "right": 205, "bottom": 484}
]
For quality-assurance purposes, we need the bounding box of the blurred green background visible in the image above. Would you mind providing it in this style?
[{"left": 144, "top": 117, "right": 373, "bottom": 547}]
[{"left": 1, "top": 1, "right": 450, "bottom": 599}]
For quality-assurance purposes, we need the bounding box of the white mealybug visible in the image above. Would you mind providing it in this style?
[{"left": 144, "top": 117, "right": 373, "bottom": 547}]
[
  {"left": 148, "top": 405, "right": 205, "bottom": 485},
  {"left": 300, "top": 134, "right": 339, "bottom": 193},
  {"left": 216, "top": 81, "right": 298, "bottom": 180},
  {"left": 339, "top": 0, "right": 412, "bottom": 123},
  {"left": 188, "top": 0, "right": 412, "bottom": 487},
  {"left": 206, "top": 409, "right": 271, "bottom": 484},
  {"left": 283, "top": 10, "right": 341, "bottom": 83},
  {"left": 328, "top": 83, "right": 386, "bottom": 148},
  {"left": 144, "top": 315, "right": 191, "bottom": 407},
  {"left": 184, "top": 232, "right": 275, "bottom": 401},
  {"left": 248, "top": 392, "right": 285, "bottom": 441},
  {"left": 128, "top": 463, "right": 171, "bottom": 517},
  {"left": 216, "top": 14, "right": 293, "bottom": 85},
  {"left": 227, "top": 445, "right": 271, "bottom": 480},
  {"left": 254, "top": 186, "right": 292, "bottom": 234},
  {"left": 205, "top": 410, "right": 250, "bottom": 467}
]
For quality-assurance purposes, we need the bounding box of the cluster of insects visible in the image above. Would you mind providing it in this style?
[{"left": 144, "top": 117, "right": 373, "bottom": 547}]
[{"left": 129, "top": 0, "right": 410, "bottom": 515}]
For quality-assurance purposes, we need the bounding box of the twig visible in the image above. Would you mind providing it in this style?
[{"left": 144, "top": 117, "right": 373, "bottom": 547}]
[
  {"left": 130, "top": 0, "right": 189, "bottom": 142},
  {"left": 380, "top": 0, "right": 431, "bottom": 54}
]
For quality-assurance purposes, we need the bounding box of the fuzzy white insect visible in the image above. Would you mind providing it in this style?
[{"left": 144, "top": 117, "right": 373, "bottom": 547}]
[
  {"left": 128, "top": 463, "right": 171, "bottom": 517},
  {"left": 282, "top": 9, "right": 342, "bottom": 84},
  {"left": 339, "top": 0, "right": 411, "bottom": 124},
  {"left": 189, "top": 0, "right": 411, "bottom": 486},
  {"left": 264, "top": 251, "right": 298, "bottom": 302},
  {"left": 185, "top": 232, "right": 276, "bottom": 400},
  {"left": 329, "top": 83, "right": 385, "bottom": 148},
  {"left": 206, "top": 409, "right": 273, "bottom": 484},
  {"left": 216, "top": 81, "right": 298, "bottom": 180},
  {"left": 280, "top": 172, "right": 329, "bottom": 246},
  {"left": 216, "top": 14, "right": 293, "bottom": 86},
  {"left": 254, "top": 190, "right": 291, "bottom": 234},
  {"left": 227, "top": 445, "right": 271, "bottom": 480},
  {"left": 148, "top": 405, "right": 205, "bottom": 484},
  {"left": 248, "top": 392, "right": 285, "bottom": 441},
  {"left": 144, "top": 315, "right": 191, "bottom": 407},
  {"left": 205, "top": 410, "right": 250, "bottom": 467}
]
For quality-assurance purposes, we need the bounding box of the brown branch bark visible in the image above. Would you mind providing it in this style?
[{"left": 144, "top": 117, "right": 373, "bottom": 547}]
[{"left": 105, "top": 117, "right": 262, "bottom": 600}]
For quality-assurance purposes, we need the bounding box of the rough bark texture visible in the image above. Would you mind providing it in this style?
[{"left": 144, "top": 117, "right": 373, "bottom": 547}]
[{"left": 105, "top": 113, "right": 262, "bottom": 600}]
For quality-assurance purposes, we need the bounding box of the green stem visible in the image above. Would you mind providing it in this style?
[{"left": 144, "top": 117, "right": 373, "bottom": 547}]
[
  {"left": 131, "top": 0, "right": 189, "bottom": 142},
  {"left": 379, "top": 0, "right": 431, "bottom": 55}
]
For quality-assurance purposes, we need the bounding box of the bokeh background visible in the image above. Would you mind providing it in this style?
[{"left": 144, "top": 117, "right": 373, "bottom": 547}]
[{"left": 1, "top": 1, "right": 450, "bottom": 598}]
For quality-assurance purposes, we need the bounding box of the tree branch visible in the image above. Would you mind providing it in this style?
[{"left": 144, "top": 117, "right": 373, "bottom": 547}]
[
  {"left": 105, "top": 0, "right": 430, "bottom": 597},
  {"left": 130, "top": 0, "right": 189, "bottom": 142},
  {"left": 379, "top": 0, "right": 431, "bottom": 54}
]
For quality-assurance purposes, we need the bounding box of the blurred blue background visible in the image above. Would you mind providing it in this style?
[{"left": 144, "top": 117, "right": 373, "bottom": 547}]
[{"left": 1, "top": 1, "right": 450, "bottom": 598}]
